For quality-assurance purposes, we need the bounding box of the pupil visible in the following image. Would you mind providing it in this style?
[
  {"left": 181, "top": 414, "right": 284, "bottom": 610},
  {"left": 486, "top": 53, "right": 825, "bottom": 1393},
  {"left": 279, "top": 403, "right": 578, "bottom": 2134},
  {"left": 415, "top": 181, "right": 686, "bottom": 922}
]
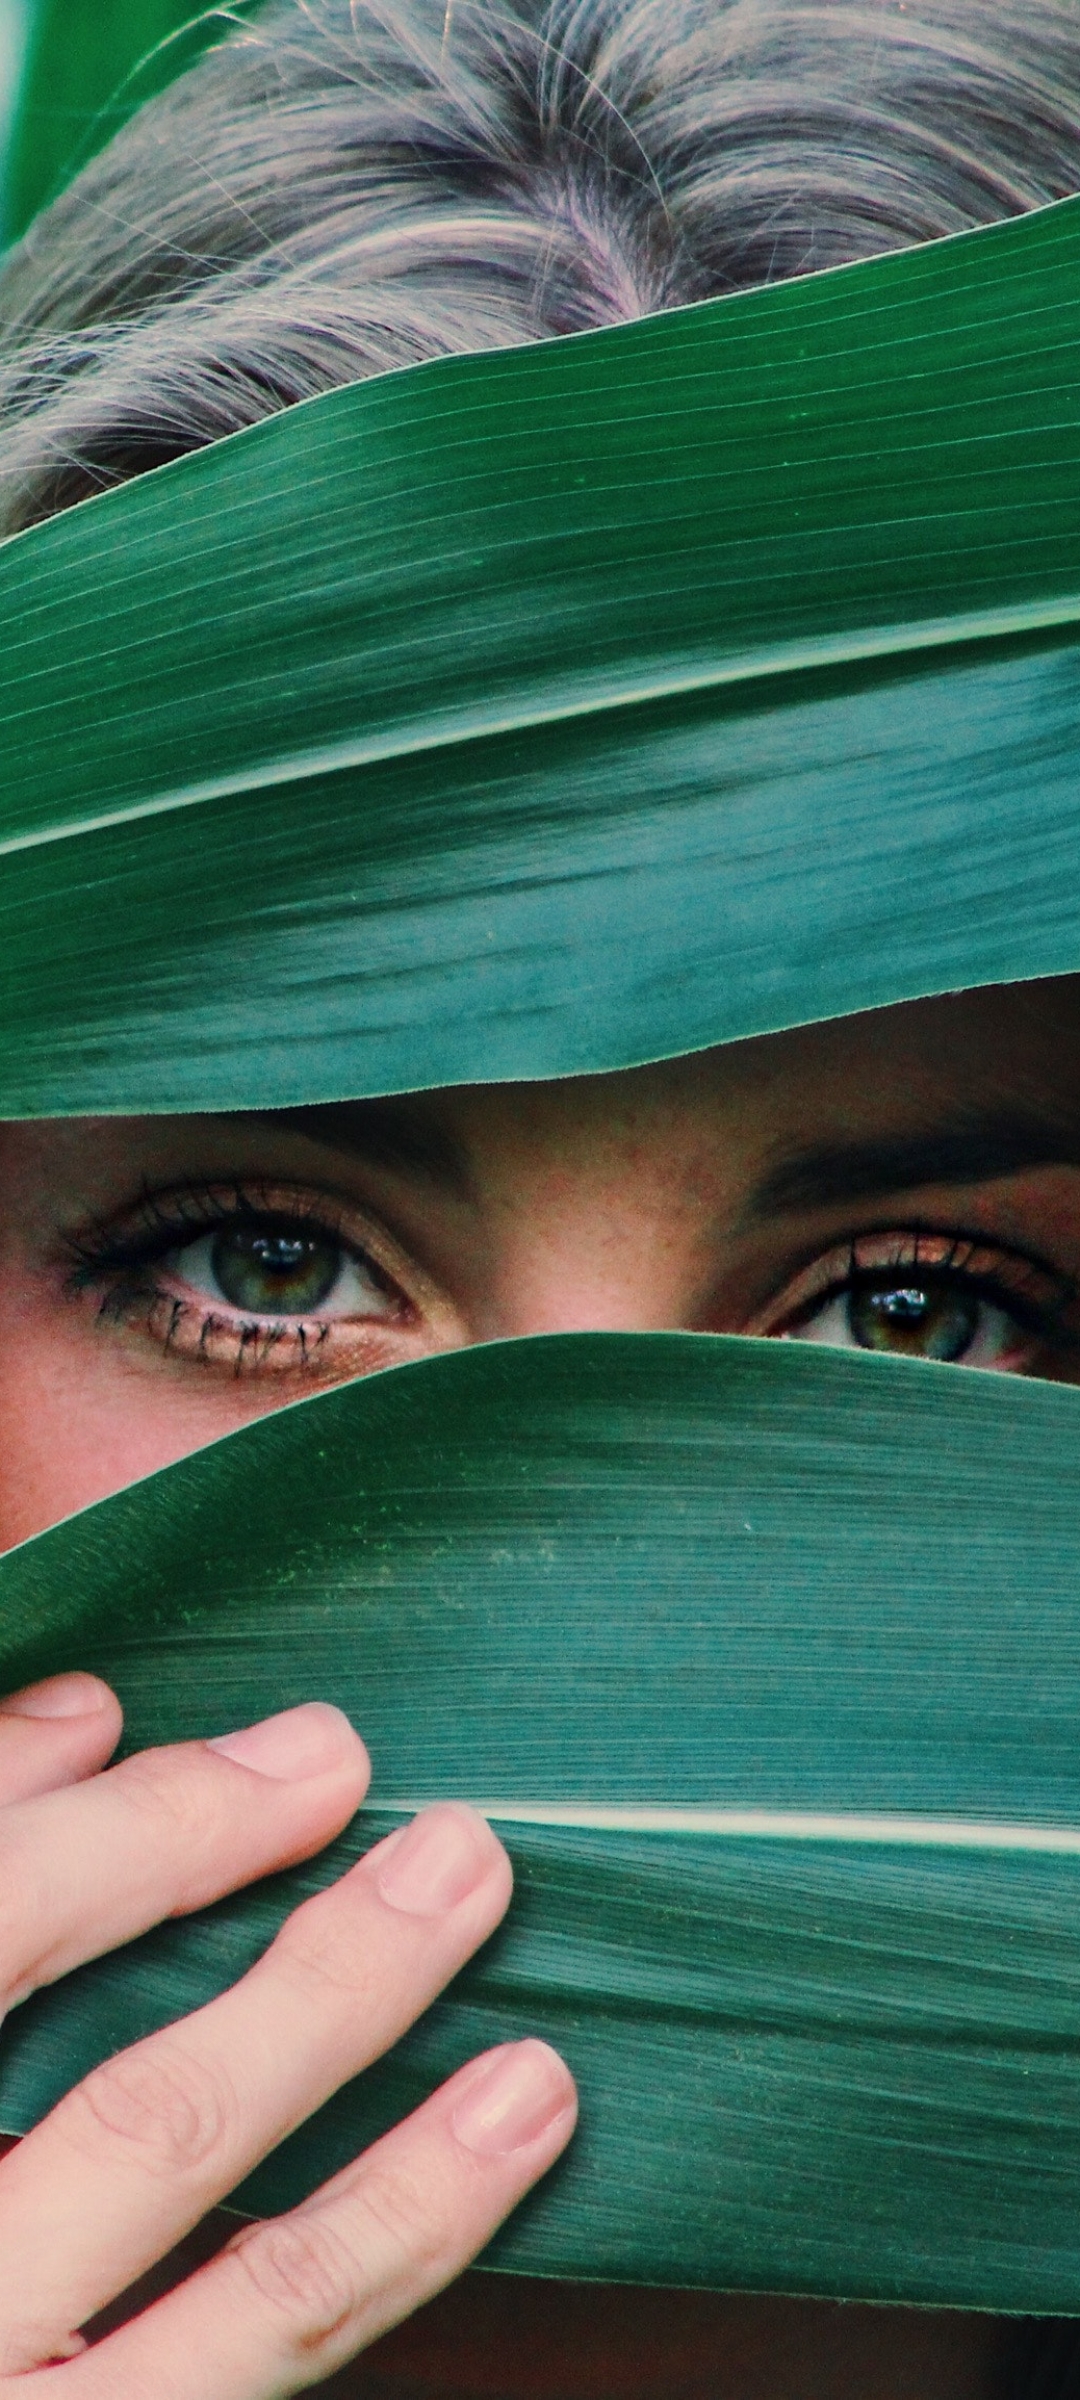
[
  {"left": 848, "top": 1278, "right": 979, "bottom": 1362},
  {"left": 210, "top": 1224, "right": 340, "bottom": 1316}
]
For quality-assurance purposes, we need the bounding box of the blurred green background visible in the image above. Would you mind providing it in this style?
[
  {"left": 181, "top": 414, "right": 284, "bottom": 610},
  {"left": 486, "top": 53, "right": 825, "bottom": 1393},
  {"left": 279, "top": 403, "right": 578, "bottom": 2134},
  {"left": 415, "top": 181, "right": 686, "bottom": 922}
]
[{"left": 0, "top": 0, "right": 234, "bottom": 247}]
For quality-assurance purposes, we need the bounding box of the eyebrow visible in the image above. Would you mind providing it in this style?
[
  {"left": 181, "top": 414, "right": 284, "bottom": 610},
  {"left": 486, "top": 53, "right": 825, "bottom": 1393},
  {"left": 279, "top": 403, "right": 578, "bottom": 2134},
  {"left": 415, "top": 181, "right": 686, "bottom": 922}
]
[
  {"left": 268, "top": 1100, "right": 471, "bottom": 1191},
  {"left": 748, "top": 1110, "right": 1080, "bottom": 1220}
]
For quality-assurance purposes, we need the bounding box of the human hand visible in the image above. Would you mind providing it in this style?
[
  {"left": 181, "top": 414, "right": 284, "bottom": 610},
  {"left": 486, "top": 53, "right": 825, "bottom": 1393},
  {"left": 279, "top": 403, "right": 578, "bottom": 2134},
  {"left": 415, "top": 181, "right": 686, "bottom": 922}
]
[{"left": 0, "top": 1672, "right": 576, "bottom": 2395}]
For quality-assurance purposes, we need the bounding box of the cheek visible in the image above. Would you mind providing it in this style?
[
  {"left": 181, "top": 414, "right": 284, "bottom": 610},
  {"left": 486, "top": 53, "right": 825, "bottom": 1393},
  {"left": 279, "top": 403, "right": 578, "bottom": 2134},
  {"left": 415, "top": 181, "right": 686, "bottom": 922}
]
[{"left": 0, "top": 1273, "right": 288, "bottom": 1551}]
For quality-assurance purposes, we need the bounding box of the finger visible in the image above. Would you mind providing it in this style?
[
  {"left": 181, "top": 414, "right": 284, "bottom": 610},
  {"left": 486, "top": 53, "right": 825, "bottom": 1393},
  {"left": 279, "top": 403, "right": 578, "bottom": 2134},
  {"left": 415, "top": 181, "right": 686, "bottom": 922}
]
[
  {"left": 0, "top": 1806, "right": 512, "bottom": 2368},
  {"left": 0, "top": 1677, "right": 121, "bottom": 1805},
  {"left": 56, "top": 2041, "right": 577, "bottom": 2400},
  {"left": 0, "top": 1701, "right": 369, "bottom": 2009}
]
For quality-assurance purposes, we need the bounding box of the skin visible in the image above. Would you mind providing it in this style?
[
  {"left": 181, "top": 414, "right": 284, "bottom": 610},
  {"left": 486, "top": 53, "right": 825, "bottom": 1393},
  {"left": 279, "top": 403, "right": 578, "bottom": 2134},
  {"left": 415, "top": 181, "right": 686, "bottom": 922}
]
[{"left": 1, "top": 974, "right": 1078, "bottom": 2395}]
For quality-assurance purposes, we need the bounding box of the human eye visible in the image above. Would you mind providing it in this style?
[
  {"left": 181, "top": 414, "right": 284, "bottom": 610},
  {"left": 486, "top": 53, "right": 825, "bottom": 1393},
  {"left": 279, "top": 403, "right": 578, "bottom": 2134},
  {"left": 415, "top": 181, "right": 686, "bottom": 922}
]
[
  {"left": 64, "top": 1180, "right": 426, "bottom": 1378},
  {"left": 757, "top": 1229, "right": 1080, "bottom": 1376}
]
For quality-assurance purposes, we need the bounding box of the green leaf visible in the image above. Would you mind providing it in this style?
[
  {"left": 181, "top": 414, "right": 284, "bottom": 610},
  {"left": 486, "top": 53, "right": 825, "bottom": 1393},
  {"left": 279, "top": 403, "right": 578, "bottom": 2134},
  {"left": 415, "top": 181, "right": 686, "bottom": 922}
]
[
  {"left": 4, "top": 1333, "right": 1080, "bottom": 2310},
  {"left": 3, "top": 198, "right": 1080, "bottom": 1112},
  {"left": 5, "top": 174, "right": 1080, "bottom": 2319},
  {"left": 1, "top": 2, "right": 256, "bottom": 243}
]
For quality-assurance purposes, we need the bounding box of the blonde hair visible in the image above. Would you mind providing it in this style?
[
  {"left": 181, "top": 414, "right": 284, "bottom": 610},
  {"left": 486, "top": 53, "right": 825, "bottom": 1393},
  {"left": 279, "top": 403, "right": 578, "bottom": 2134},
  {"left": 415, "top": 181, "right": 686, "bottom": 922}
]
[{"left": 1, "top": 0, "right": 1080, "bottom": 526}]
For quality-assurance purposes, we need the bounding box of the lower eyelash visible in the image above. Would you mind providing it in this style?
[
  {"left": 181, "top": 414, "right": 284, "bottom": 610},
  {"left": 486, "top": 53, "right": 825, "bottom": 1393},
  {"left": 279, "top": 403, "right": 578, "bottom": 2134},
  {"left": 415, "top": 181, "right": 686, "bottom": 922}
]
[
  {"left": 64, "top": 1175, "right": 418, "bottom": 1378},
  {"left": 93, "top": 1272, "right": 336, "bottom": 1376}
]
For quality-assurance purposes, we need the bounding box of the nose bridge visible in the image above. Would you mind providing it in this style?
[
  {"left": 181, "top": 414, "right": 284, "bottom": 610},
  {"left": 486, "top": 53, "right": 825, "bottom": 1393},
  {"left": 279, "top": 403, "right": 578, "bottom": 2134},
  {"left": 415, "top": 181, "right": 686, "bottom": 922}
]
[
  {"left": 499, "top": 1287, "right": 678, "bottom": 1336},
  {"left": 459, "top": 1076, "right": 726, "bottom": 1341},
  {"left": 483, "top": 1204, "right": 698, "bottom": 1340}
]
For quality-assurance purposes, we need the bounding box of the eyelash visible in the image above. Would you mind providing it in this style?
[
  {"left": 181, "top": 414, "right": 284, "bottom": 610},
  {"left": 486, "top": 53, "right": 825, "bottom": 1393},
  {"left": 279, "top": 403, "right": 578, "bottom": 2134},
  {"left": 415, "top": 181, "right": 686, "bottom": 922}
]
[
  {"left": 64, "top": 1180, "right": 411, "bottom": 1375},
  {"left": 63, "top": 1190, "right": 1080, "bottom": 1386},
  {"left": 772, "top": 1225, "right": 1079, "bottom": 1355}
]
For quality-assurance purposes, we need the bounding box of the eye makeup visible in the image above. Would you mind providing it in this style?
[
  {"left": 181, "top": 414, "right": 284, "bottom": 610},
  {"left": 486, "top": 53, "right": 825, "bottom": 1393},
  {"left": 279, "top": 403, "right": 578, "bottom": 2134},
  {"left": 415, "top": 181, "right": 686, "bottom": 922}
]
[
  {"left": 755, "top": 1226, "right": 1080, "bottom": 1376},
  {"left": 64, "top": 1169, "right": 1080, "bottom": 1391},
  {"left": 64, "top": 1179, "right": 432, "bottom": 1378}
]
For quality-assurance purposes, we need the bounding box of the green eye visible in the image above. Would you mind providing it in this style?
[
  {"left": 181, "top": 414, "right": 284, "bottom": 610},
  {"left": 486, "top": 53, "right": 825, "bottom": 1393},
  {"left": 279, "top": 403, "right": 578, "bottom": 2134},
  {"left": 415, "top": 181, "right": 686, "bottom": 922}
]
[
  {"left": 162, "top": 1217, "right": 402, "bottom": 1323},
  {"left": 209, "top": 1226, "right": 342, "bottom": 1317},
  {"left": 793, "top": 1274, "right": 1019, "bottom": 1369},
  {"left": 847, "top": 1280, "right": 981, "bottom": 1361}
]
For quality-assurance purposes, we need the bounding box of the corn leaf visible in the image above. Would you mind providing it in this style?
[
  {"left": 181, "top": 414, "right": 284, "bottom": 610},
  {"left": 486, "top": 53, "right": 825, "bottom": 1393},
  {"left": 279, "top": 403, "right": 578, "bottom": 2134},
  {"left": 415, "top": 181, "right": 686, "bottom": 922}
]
[
  {"left": 5, "top": 194, "right": 1080, "bottom": 2314},
  {"left": 3, "top": 198, "right": 1080, "bottom": 1112},
  {"left": 1, "top": 2, "right": 253, "bottom": 242},
  {"left": 2, "top": 1334, "right": 1080, "bottom": 2310}
]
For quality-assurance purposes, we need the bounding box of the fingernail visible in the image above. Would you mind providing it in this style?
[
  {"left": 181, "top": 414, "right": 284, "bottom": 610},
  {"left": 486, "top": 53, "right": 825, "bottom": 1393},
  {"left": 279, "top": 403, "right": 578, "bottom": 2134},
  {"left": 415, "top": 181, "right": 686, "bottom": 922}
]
[
  {"left": 1, "top": 1672, "right": 112, "bottom": 1720},
  {"left": 452, "top": 2042, "right": 576, "bottom": 2158},
  {"left": 374, "top": 1803, "right": 494, "bottom": 1916},
  {"left": 209, "top": 1702, "right": 357, "bottom": 1780}
]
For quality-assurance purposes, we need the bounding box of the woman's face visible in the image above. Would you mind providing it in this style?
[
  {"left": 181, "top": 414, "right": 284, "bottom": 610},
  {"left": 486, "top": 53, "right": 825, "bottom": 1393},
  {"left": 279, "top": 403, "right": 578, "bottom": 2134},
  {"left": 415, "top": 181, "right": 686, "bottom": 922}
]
[
  {"left": 3, "top": 973, "right": 1080, "bottom": 1549},
  {"left": 2, "top": 972, "right": 1069, "bottom": 2396}
]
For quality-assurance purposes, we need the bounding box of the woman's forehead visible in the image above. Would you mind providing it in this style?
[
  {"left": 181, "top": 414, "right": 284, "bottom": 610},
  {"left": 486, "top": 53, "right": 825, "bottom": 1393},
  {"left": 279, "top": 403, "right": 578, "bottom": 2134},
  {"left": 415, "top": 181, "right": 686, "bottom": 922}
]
[
  {"left": 6, "top": 979, "right": 1080, "bottom": 1204},
  {"left": 146, "top": 977, "right": 1080, "bottom": 1167},
  {"left": 399, "top": 976, "right": 1080, "bottom": 1118}
]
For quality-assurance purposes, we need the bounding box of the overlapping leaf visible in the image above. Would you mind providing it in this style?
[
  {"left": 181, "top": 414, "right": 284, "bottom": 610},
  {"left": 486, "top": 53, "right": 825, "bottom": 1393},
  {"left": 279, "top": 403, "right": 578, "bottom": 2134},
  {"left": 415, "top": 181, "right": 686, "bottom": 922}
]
[
  {"left": 3, "top": 1335, "right": 1080, "bottom": 2309},
  {"left": 1, "top": 2, "right": 254, "bottom": 242},
  {"left": 4, "top": 177, "right": 1080, "bottom": 2318},
  {"left": 3, "top": 199, "right": 1080, "bottom": 1111}
]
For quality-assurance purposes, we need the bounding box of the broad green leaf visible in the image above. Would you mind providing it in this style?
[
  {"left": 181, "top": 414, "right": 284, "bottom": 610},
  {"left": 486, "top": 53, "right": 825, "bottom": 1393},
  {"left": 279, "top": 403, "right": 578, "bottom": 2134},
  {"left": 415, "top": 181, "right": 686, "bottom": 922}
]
[
  {"left": 3, "top": 1334, "right": 1080, "bottom": 2310},
  {"left": 3, "top": 198, "right": 1080, "bottom": 1111},
  {"left": 1, "top": 2, "right": 252, "bottom": 243},
  {"left": 4, "top": 155, "right": 1080, "bottom": 2325}
]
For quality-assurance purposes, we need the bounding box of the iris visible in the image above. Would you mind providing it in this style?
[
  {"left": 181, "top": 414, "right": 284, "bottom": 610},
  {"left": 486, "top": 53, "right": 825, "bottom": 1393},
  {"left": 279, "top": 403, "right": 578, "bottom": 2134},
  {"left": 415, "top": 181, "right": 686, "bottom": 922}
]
[
  {"left": 848, "top": 1277, "right": 979, "bottom": 1360},
  {"left": 209, "top": 1224, "right": 342, "bottom": 1316}
]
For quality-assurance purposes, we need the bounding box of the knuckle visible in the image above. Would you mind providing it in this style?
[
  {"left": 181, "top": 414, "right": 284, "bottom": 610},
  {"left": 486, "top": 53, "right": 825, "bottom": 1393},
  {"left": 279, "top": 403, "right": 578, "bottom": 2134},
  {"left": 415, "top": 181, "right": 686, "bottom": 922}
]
[
  {"left": 113, "top": 1750, "right": 216, "bottom": 1854},
  {"left": 351, "top": 2161, "right": 440, "bottom": 2273},
  {"left": 65, "top": 2039, "right": 232, "bottom": 2178},
  {"left": 228, "top": 2213, "right": 360, "bottom": 2350},
  {"left": 271, "top": 1893, "right": 373, "bottom": 2007}
]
